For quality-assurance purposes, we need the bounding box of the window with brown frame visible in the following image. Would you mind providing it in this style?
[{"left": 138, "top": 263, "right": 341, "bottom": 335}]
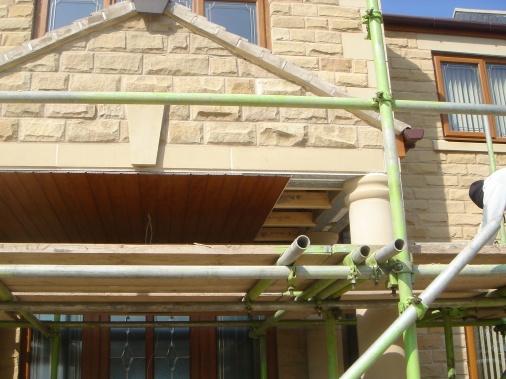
[
  {"left": 20, "top": 314, "right": 278, "bottom": 379},
  {"left": 33, "top": 0, "right": 270, "bottom": 47},
  {"left": 434, "top": 54, "right": 506, "bottom": 142}
]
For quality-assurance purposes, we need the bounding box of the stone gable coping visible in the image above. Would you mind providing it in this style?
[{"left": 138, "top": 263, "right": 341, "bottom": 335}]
[
  {"left": 163, "top": 2, "right": 411, "bottom": 134},
  {"left": 0, "top": 1, "right": 136, "bottom": 71},
  {"left": 0, "top": 0, "right": 410, "bottom": 134}
]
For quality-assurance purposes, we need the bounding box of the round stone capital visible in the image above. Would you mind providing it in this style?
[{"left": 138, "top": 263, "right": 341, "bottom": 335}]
[{"left": 344, "top": 173, "right": 390, "bottom": 206}]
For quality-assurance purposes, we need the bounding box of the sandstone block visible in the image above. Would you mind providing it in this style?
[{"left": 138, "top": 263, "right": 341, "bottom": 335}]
[
  {"left": 19, "top": 119, "right": 64, "bottom": 141},
  {"left": 358, "top": 127, "right": 382, "bottom": 148},
  {"left": 280, "top": 108, "right": 327, "bottom": 123},
  {"left": 205, "top": 122, "right": 256, "bottom": 145},
  {"left": 308, "top": 125, "right": 357, "bottom": 147},
  {"left": 271, "top": 16, "right": 305, "bottom": 29},
  {"left": 291, "top": 4, "right": 317, "bottom": 16},
  {"left": 0, "top": 72, "right": 30, "bottom": 91},
  {"left": 70, "top": 74, "right": 120, "bottom": 91},
  {"left": 271, "top": 41, "right": 306, "bottom": 55},
  {"left": 46, "top": 104, "right": 96, "bottom": 118},
  {"left": 238, "top": 60, "right": 274, "bottom": 78},
  {"left": 31, "top": 73, "right": 68, "bottom": 90},
  {"left": 61, "top": 52, "right": 94, "bottom": 72},
  {"left": 209, "top": 57, "right": 238, "bottom": 76},
  {"left": 328, "top": 19, "right": 361, "bottom": 31},
  {"left": 304, "top": 18, "right": 328, "bottom": 29},
  {"left": 173, "top": 77, "right": 224, "bottom": 93},
  {"left": 0, "top": 17, "right": 31, "bottom": 31},
  {"left": 259, "top": 124, "right": 307, "bottom": 146},
  {"left": 167, "top": 121, "right": 203, "bottom": 144},
  {"left": 98, "top": 104, "right": 125, "bottom": 119},
  {"left": 307, "top": 42, "right": 342, "bottom": 56},
  {"left": 168, "top": 33, "right": 190, "bottom": 53},
  {"left": 190, "top": 34, "right": 229, "bottom": 56},
  {"left": 123, "top": 76, "right": 173, "bottom": 92},
  {"left": 127, "top": 33, "right": 166, "bottom": 52},
  {"left": 319, "top": 5, "right": 359, "bottom": 18},
  {"left": 225, "top": 78, "right": 255, "bottom": 94},
  {"left": 168, "top": 105, "right": 190, "bottom": 121},
  {"left": 88, "top": 31, "right": 126, "bottom": 51},
  {"left": 243, "top": 107, "right": 279, "bottom": 122},
  {"left": 3, "top": 103, "right": 43, "bottom": 117},
  {"left": 0, "top": 119, "right": 17, "bottom": 141},
  {"left": 290, "top": 29, "right": 315, "bottom": 42},
  {"left": 144, "top": 54, "right": 209, "bottom": 75},
  {"left": 271, "top": 29, "right": 290, "bottom": 41},
  {"left": 336, "top": 72, "right": 368, "bottom": 87},
  {"left": 320, "top": 57, "right": 351, "bottom": 72},
  {"left": 281, "top": 56, "right": 319, "bottom": 70},
  {"left": 256, "top": 79, "right": 304, "bottom": 96},
  {"left": 21, "top": 53, "right": 59, "bottom": 72},
  {"left": 66, "top": 120, "right": 120, "bottom": 142},
  {"left": 96, "top": 53, "right": 142, "bottom": 74},
  {"left": 192, "top": 106, "right": 240, "bottom": 121},
  {"left": 270, "top": 3, "right": 291, "bottom": 15},
  {"left": 1, "top": 32, "right": 30, "bottom": 47},
  {"left": 7, "top": 4, "right": 32, "bottom": 17}
]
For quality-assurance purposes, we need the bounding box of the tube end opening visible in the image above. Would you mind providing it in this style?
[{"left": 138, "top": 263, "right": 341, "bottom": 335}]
[
  {"left": 296, "top": 235, "right": 310, "bottom": 249},
  {"left": 394, "top": 238, "right": 405, "bottom": 251},
  {"left": 359, "top": 245, "right": 371, "bottom": 258}
]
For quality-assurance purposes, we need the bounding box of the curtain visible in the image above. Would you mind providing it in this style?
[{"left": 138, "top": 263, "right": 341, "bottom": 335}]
[
  {"left": 487, "top": 64, "right": 506, "bottom": 137},
  {"left": 441, "top": 62, "right": 487, "bottom": 133}
]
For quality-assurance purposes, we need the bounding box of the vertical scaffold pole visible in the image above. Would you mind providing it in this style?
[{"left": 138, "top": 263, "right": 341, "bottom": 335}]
[
  {"left": 260, "top": 334, "right": 268, "bottom": 379},
  {"left": 364, "top": 1, "right": 421, "bottom": 378},
  {"left": 325, "top": 311, "right": 339, "bottom": 378},
  {"left": 443, "top": 310, "right": 456, "bottom": 379},
  {"left": 51, "top": 315, "right": 61, "bottom": 379}
]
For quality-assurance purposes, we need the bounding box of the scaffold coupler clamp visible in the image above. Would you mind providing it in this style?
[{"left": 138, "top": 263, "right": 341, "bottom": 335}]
[
  {"left": 244, "top": 297, "right": 252, "bottom": 316},
  {"left": 287, "top": 265, "right": 297, "bottom": 297},
  {"left": 361, "top": 8, "right": 383, "bottom": 40},
  {"left": 400, "top": 296, "right": 429, "bottom": 319},
  {"left": 315, "top": 297, "right": 323, "bottom": 317},
  {"left": 347, "top": 264, "right": 359, "bottom": 290},
  {"left": 373, "top": 91, "right": 393, "bottom": 105}
]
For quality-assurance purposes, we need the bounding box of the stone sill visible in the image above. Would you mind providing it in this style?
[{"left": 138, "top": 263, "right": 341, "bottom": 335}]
[{"left": 433, "top": 140, "right": 506, "bottom": 153}]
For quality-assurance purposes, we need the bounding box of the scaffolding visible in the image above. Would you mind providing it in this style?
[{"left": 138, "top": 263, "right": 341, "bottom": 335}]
[{"left": 1, "top": 0, "right": 506, "bottom": 378}]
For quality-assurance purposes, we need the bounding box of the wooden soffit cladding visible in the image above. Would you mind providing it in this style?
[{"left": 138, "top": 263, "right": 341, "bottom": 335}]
[{"left": 0, "top": 171, "right": 289, "bottom": 244}]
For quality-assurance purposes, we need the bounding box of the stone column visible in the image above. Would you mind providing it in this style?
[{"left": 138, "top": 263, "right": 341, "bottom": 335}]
[{"left": 344, "top": 173, "right": 406, "bottom": 379}]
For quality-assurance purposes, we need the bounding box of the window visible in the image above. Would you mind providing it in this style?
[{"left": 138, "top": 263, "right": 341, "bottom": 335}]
[
  {"left": 33, "top": 0, "right": 120, "bottom": 38},
  {"left": 434, "top": 54, "right": 506, "bottom": 142},
  {"left": 22, "top": 315, "right": 275, "bottom": 379},
  {"left": 33, "top": 0, "right": 269, "bottom": 47},
  {"left": 173, "top": 0, "right": 268, "bottom": 46}
]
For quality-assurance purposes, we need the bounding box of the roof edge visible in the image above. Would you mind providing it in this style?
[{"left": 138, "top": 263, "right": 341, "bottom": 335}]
[
  {"left": 164, "top": 2, "right": 410, "bottom": 134},
  {"left": 0, "top": 1, "right": 137, "bottom": 72},
  {"left": 383, "top": 14, "right": 506, "bottom": 37}
]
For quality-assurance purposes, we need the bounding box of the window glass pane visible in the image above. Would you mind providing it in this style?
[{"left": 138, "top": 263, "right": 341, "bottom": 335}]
[
  {"left": 487, "top": 63, "right": 506, "bottom": 137},
  {"left": 172, "top": 0, "right": 193, "bottom": 9},
  {"left": 441, "top": 62, "right": 487, "bottom": 133},
  {"left": 30, "top": 315, "right": 83, "bottom": 379},
  {"left": 110, "top": 315, "right": 146, "bottom": 379},
  {"left": 154, "top": 316, "right": 190, "bottom": 379},
  {"left": 204, "top": 1, "right": 257, "bottom": 44},
  {"left": 217, "top": 316, "right": 261, "bottom": 379},
  {"left": 48, "top": 0, "right": 103, "bottom": 31}
]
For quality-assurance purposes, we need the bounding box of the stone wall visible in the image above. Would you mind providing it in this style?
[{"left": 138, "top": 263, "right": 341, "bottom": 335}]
[{"left": 0, "top": 0, "right": 34, "bottom": 52}]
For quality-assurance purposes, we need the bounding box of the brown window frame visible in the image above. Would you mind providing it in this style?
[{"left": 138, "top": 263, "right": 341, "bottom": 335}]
[
  {"left": 434, "top": 54, "right": 506, "bottom": 143},
  {"left": 33, "top": 0, "right": 271, "bottom": 48}
]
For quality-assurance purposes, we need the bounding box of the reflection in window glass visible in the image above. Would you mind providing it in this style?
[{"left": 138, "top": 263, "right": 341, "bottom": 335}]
[
  {"left": 110, "top": 315, "right": 147, "bottom": 379},
  {"left": 154, "top": 316, "right": 191, "bottom": 379},
  {"left": 171, "top": 0, "right": 193, "bottom": 9},
  {"left": 217, "top": 316, "right": 261, "bottom": 379},
  {"left": 487, "top": 64, "right": 506, "bottom": 137},
  {"left": 30, "top": 315, "right": 83, "bottom": 379},
  {"left": 48, "top": 0, "right": 103, "bottom": 31},
  {"left": 441, "top": 62, "right": 486, "bottom": 133},
  {"left": 204, "top": 1, "right": 257, "bottom": 44}
]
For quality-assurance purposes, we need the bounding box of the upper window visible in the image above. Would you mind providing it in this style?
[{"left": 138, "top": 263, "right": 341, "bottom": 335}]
[
  {"left": 33, "top": 1, "right": 118, "bottom": 38},
  {"left": 434, "top": 54, "right": 506, "bottom": 142},
  {"left": 34, "top": 0, "right": 269, "bottom": 47},
  {"left": 173, "top": 0, "right": 268, "bottom": 46}
]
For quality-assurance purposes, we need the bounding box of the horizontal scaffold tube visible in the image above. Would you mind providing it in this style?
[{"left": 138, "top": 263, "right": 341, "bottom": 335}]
[
  {"left": 0, "top": 92, "right": 505, "bottom": 116},
  {"left": 1, "top": 264, "right": 506, "bottom": 279},
  {"left": 0, "top": 298, "right": 505, "bottom": 314}
]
